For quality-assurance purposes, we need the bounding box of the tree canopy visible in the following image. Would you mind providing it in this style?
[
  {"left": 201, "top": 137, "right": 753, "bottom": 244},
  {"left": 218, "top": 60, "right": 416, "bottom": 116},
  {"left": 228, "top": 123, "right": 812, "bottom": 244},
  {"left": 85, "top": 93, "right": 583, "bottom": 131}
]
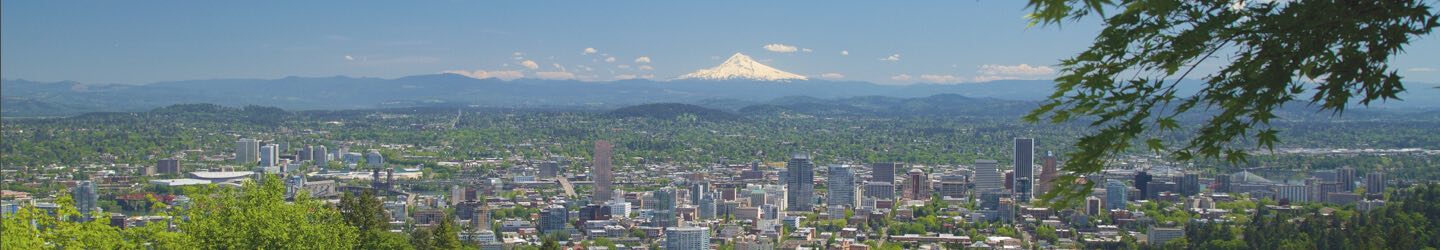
[{"left": 1025, "top": 0, "right": 1440, "bottom": 208}]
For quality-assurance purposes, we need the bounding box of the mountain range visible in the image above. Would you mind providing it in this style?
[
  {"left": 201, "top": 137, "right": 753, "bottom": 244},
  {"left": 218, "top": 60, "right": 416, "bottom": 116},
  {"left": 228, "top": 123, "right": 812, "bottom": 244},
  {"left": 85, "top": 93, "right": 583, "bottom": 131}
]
[{"left": 3, "top": 75, "right": 1438, "bottom": 117}]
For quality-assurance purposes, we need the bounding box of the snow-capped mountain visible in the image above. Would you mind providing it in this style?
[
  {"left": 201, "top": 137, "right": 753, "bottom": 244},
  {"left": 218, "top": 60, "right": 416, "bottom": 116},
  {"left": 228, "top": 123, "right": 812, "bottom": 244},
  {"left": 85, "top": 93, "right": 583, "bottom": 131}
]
[{"left": 677, "top": 53, "right": 808, "bottom": 81}]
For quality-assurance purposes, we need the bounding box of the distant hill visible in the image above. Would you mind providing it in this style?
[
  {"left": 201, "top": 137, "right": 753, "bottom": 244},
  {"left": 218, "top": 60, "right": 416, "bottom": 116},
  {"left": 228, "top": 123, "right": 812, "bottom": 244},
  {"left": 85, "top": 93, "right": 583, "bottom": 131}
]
[
  {"left": 3, "top": 75, "right": 1437, "bottom": 117},
  {"left": 609, "top": 103, "right": 741, "bottom": 121}
]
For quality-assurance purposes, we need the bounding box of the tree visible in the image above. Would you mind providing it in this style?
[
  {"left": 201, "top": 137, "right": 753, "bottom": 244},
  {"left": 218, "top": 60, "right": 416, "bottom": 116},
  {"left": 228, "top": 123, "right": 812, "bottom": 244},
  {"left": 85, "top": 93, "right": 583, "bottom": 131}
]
[
  {"left": 1025, "top": 0, "right": 1440, "bottom": 207},
  {"left": 340, "top": 190, "right": 412, "bottom": 249},
  {"left": 431, "top": 213, "right": 462, "bottom": 250},
  {"left": 178, "top": 175, "right": 358, "bottom": 249}
]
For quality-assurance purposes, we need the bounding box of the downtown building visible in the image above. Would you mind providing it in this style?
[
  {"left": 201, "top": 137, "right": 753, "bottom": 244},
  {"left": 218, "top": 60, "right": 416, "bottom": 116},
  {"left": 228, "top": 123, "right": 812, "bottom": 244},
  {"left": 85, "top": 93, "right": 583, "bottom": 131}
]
[
  {"left": 1014, "top": 138, "right": 1035, "bottom": 202},
  {"left": 826, "top": 165, "right": 858, "bottom": 208},
  {"left": 785, "top": 153, "right": 815, "bottom": 211}
]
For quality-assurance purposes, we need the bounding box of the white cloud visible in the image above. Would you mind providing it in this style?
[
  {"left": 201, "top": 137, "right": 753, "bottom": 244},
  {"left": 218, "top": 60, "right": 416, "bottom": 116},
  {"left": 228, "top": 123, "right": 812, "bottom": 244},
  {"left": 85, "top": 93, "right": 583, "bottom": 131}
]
[
  {"left": 801, "top": 48, "right": 813, "bottom": 53},
  {"left": 977, "top": 64, "right": 1055, "bottom": 76},
  {"left": 879, "top": 54, "right": 901, "bottom": 62},
  {"left": 763, "top": 43, "right": 799, "bottom": 53},
  {"left": 614, "top": 74, "right": 638, "bottom": 80},
  {"left": 344, "top": 55, "right": 355, "bottom": 61},
  {"left": 919, "top": 74, "right": 964, "bottom": 84},
  {"left": 840, "top": 50, "right": 849, "bottom": 56},
  {"left": 604, "top": 57, "right": 617, "bottom": 63},
  {"left": 638, "top": 65, "right": 654, "bottom": 71},
  {"left": 442, "top": 70, "right": 525, "bottom": 80},
  {"left": 634, "top": 56, "right": 651, "bottom": 64},
  {"left": 1409, "top": 67, "right": 1438, "bottom": 72},
  {"left": 583, "top": 47, "right": 598, "bottom": 55},
  {"left": 890, "top": 74, "right": 913, "bottom": 81},
  {"left": 971, "top": 75, "right": 1021, "bottom": 82},
  {"left": 551, "top": 63, "right": 567, "bottom": 72},
  {"left": 820, "top": 73, "right": 845, "bottom": 80},
  {"left": 617, "top": 65, "right": 632, "bottom": 69},
  {"left": 513, "top": 52, "right": 524, "bottom": 56},
  {"left": 521, "top": 60, "right": 540, "bottom": 70},
  {"left": 534, "top": 71, "right": 575, "bottom": 80}
]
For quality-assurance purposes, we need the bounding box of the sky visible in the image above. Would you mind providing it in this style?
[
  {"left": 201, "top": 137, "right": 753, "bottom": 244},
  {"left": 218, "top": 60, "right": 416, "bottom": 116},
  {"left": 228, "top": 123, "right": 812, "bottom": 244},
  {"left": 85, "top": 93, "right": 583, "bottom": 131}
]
[{"left": 3, "top": 1, "right": 1438, "bottom": 85}]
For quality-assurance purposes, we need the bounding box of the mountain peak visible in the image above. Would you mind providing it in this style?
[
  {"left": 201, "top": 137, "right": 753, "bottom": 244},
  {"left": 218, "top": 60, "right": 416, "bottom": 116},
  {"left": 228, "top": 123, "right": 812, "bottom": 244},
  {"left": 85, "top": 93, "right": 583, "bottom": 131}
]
[{"left": 677, "top": 53, "right": 808, "bottom": 82}]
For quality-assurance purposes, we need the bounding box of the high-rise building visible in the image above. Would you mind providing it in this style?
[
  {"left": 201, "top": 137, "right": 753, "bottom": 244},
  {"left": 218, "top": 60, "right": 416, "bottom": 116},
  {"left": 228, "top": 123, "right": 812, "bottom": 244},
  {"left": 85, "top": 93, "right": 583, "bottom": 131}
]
[
  {"left": 1013, "top": 138, "right": 1034, "bottom": 201},
  {"left": 260, "top": 144, "right": 279, "bottom": 167},
  {"left": 939, "top": 175, "right": 968, "bottom": 200},
  {"left": 1338, "top": 166, "right": 1356, "bottom": 192},
  {"left": 698, "top": 194, "right": 716, "bottom": 220},
  {"left": 73, "top": 181, "right": 98, "bottom": 220},
  {"left": 1365, "top": 171, "right": 1386, "bottom": 195},
  {"left": 665, "top": 227, "right": 710, "bottom": 250},
  {"left": 905, "top": 168, "right": 929, "bottom": 201},
  {"left": 785, "top": 153, "right": 814, "bottom": 212},
  {"left": 826, "top": 165, "right": 857, "bottom": 207},
  {"left": 863, "top": 182, "right": 895, "bottom": 200},
  {"left": 365, "top": 149, "right": 385, "bottom": 167},
  {"left": 538, "top": 204, "right": 568, "bottom": 234},
  {"left": 1274, "top": 184, "right": 1308, "bottom": 203},
  {"left": 157, "top": 158, "right": 181, "bottom": 175},
  {"left": 653, "top": 187, "right": 678, "bottom": 227},
  {"left": 235, "top": 138, "right": 260, "bottom": 165},
  {"left": 1135, "top": 171, "right": 1154, "bottom": 198},
  {"left": 1037, "top": 151, "right": 1059, "bottom": 197},
  {"left": 313, "top": 145, "right": 328, "bottom": 167},
  {"left": 689, "top": 181, "right": 708, "bottom": 206},
  {"left": 298, "top": 146, "right": 313, "bottom": 162},
  {"left": 1085, "top": 196, "right": 1104, "bottom": 216},
  {"left": 538, "top": 161, "right": 560, "bottom": 179},
  {"left": 592, "top": 141, "right": 614, "bottom": 202},
  {"left": 1106, "top": 180, "right": 1127, "bottom": 210},
  {"left": 973, "top": 160, "right": 1002, "bottom": 191},
  {"left": 1214, "top": 174, "right": 1232, "bottom": 193},
  {"left": 1179, "top": 173, "right": 1201, "bottom": 196},
  {"left": 871, "top": 162, "right": 899, "bottom": 184}
]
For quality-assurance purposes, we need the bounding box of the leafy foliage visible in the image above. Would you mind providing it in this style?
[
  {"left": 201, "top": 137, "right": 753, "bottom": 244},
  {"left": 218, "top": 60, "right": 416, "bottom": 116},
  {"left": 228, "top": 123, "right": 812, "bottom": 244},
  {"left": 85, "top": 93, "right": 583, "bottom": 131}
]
[{"left": 1025, "top": 0, "right": 1440, "bottom": 208}]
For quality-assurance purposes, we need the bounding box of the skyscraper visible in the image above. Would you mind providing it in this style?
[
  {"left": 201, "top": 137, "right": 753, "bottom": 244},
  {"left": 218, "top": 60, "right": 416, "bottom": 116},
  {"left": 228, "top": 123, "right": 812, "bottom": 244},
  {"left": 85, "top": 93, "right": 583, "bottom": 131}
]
[
  {"left": 1179, "top": 173, "right": 1200, "bottom": 196},
  {"left": 973, "top": 160, "right": 1002, "bottom": 191},
  {"left": 653, "top": 187, "right": 678, "bottom": 227},
  {"left": 260, "top": 144, "right": 279, "bottom": 167},
  {"left": 689, "top": 181, "right": 708, "bottom": 206},
  {"left": 905, "top": 168, "right": 929, "bottom": 201},
  {"left": 871, "top": 162, "right": 899, "bottom": 184},
  {"left": 785, "top": 153, "right": 814, "bottom": 211},
  {"left": 1135, "top": 171, "right": 1154, "bottom": 198},
  {"left": 665, "top": 227, "right": 710, "bottom": 250},
  {"left": 593, "top": 141, "right": 614, "bottom": 202},
  {"left": 1106, "top": 180, "right": 1127, "bottom": 210},
  {"left": 235, "top": 138, "right": 260, "bottom": 165},
  {"left": 826, "top": 165, "right": 857, "bottom": 207},
  {"left": 73, "top": 181, "right": 98, "bottom": 221},
  {"left": 1365, "top": 171, "right": 1386, "bottom": 195},
  {"left": 1037, "top": 151, "right": 1059, "bottom": 196},
  {"left": 313, "top": 145, "right": 328, "bottom": 167},
  {"left": 1014, "top": 138, "right": 1035, "bottom": 201},
  {"left": 1338, "top": 166, "right": 1356, "bottom": 192}
]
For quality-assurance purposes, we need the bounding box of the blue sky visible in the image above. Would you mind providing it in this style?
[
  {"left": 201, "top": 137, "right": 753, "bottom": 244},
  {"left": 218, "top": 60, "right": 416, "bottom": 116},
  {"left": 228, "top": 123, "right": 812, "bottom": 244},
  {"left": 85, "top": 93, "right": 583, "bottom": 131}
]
[{"left": 3, "top": 1, "right": 1438, "bottom": 84}]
